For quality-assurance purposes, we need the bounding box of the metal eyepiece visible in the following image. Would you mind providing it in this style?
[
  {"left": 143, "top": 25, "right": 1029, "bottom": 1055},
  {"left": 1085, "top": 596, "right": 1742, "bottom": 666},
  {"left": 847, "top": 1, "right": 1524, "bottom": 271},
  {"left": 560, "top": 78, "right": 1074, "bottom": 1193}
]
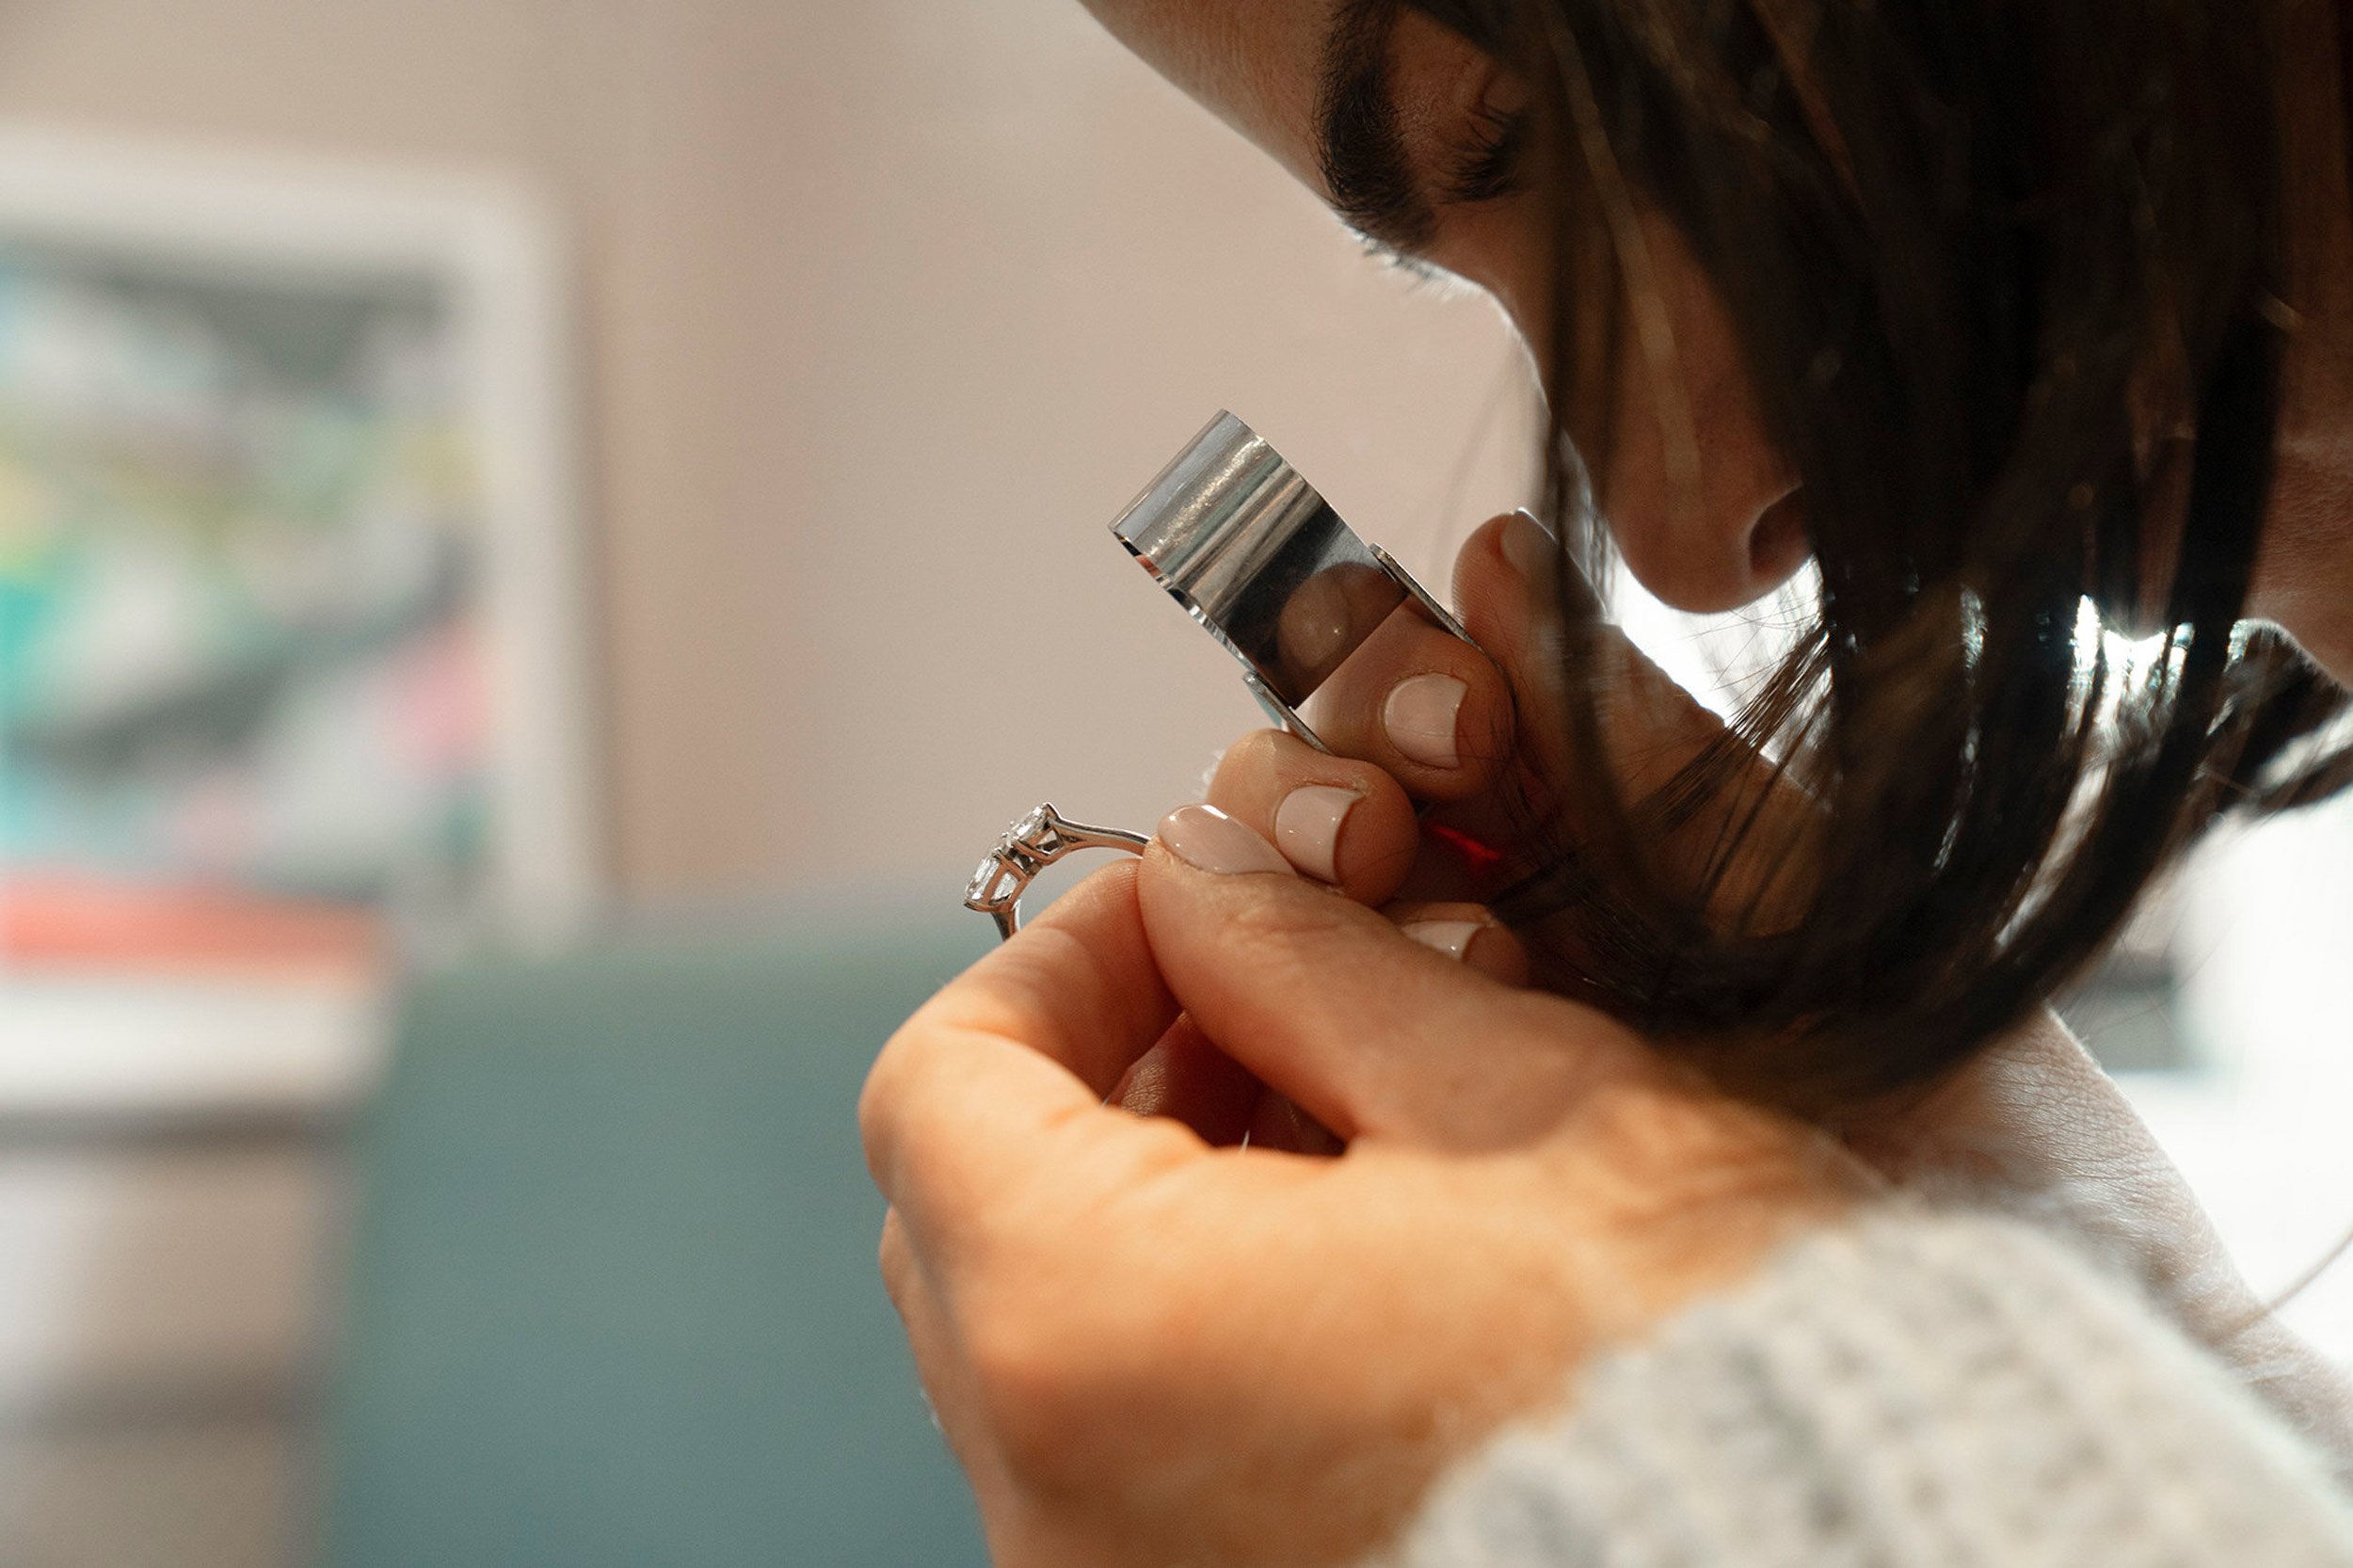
[{"left": 1110, "top": 411, "right": 1470, "bottom": 749}]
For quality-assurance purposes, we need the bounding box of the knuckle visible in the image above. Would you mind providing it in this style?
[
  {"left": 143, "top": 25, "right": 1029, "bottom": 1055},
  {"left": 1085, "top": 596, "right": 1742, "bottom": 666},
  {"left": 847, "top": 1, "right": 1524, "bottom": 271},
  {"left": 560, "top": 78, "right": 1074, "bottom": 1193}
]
[
  {"left": 856, "top": 1020, "right": 940, "bottom": 1178},
  {"left": 855, "top": 1039, "right": 905, "bottom": 1160},
  {"left": 1219, "top": 880, "right": 1346, "bottom": 959}
]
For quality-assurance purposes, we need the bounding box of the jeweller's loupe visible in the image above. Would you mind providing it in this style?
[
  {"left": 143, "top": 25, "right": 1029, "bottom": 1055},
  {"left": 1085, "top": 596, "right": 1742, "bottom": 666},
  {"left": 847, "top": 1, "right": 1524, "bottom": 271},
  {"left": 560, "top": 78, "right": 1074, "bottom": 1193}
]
[{"left": 1110, "top": 411, "right": 1476, "bottom": 752}]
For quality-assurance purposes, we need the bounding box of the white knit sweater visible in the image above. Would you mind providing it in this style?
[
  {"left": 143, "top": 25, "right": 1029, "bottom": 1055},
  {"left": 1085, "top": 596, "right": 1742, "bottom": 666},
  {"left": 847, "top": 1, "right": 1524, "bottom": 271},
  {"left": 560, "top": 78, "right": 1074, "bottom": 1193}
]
[{"left": 1377, "top": 1211, "right": 2353, "bottom": 1566}]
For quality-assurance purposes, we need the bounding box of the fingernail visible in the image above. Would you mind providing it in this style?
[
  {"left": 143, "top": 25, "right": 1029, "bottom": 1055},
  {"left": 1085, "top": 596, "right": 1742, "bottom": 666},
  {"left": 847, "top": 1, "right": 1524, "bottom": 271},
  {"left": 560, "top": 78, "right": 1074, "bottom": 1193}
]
[
  {"left": 1273, "top": 785, "right": 1360, "bottom": 884},
  {"left": 1503, "top": 508, "right": 1603, "bottom": 616},
  {"left": 1156, "top": 804, "right": 1295, "bottom": 876},
  {"left": 1384, "top": 673, "right": 1467, "bottom": 769},
  {"left": 1501, "top": 508, "right": 1557, "bottom": 582},
  {"left": 1402, "top": 920, "right": 1485, "bottom": 961}
]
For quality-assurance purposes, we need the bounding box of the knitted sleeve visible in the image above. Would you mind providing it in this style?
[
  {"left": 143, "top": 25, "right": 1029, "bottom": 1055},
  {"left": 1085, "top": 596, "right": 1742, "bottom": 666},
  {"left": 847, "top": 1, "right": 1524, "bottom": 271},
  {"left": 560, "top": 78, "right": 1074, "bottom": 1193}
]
[{"left": 1375, "top": 1209, "right": 2353, "bottom": 1568}]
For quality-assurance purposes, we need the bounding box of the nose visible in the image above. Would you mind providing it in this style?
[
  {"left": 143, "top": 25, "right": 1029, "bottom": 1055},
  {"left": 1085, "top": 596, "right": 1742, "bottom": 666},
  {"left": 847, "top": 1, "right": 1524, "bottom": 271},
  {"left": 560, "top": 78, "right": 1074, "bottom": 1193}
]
[{"left": 1746, "top": 488, "right": 1813, "bottom": 599}]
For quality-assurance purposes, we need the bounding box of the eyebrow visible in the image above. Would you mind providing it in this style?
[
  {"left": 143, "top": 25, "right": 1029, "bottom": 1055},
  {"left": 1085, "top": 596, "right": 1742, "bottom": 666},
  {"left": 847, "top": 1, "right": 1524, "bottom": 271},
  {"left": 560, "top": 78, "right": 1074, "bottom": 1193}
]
[{"left": 1314, "top": 0, "right": 1437, "bottom": 256}]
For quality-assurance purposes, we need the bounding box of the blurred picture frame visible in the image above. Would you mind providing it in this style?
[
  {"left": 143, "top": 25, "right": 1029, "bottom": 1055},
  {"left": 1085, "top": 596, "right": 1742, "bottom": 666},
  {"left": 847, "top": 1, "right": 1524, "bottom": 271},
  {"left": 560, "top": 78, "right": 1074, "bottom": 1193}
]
[{"left": 0, "top": 126, "right": 598, "bottom": 1116}]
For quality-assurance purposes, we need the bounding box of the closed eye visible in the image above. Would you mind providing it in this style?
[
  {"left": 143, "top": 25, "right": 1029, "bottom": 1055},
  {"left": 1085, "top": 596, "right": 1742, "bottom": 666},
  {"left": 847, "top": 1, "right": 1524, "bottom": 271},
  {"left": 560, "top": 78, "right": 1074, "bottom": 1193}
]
[
  {"left": 1317, "top": 1, "right": 1530, "bottom": 265},
  {"left": 1434, "top": 90, "right": 1529, "bottom": 208}
]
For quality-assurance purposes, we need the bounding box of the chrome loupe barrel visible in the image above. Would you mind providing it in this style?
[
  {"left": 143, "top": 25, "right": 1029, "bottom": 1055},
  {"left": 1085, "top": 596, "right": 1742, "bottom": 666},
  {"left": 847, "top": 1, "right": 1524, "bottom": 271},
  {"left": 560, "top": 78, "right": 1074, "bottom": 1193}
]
[{"left": 1110, "top": 411, "right": 1466, "bottom": 747}]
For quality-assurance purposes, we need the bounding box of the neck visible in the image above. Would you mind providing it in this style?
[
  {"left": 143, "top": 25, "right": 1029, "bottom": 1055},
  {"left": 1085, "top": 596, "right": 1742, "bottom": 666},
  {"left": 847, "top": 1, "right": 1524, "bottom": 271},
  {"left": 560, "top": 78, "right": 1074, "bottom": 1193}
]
[{"left": 2252, "top": 0, "right": 2353, "bottom": 685}]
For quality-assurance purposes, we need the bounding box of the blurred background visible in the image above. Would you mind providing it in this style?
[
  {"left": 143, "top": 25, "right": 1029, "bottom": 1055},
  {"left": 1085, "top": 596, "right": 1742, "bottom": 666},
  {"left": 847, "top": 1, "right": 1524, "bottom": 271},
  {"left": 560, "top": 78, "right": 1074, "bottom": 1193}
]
[{"left": 0, "top": 2, "right": 2339, "bottom": 1565}]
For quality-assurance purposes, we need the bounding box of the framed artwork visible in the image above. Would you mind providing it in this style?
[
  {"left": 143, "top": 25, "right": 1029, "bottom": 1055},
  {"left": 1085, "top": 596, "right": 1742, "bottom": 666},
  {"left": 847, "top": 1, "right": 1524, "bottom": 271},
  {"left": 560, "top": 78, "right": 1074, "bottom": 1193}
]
[{"left": 0, "top": 128, "right": 597, "bottom": 1112}]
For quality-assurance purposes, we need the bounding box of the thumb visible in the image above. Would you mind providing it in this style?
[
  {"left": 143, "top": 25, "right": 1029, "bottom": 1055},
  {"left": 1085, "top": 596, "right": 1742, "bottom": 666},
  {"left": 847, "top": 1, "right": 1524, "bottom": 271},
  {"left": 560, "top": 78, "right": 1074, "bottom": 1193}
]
[{"left": 1140, "top": 805, "right": 1590, "bottom": 1144}]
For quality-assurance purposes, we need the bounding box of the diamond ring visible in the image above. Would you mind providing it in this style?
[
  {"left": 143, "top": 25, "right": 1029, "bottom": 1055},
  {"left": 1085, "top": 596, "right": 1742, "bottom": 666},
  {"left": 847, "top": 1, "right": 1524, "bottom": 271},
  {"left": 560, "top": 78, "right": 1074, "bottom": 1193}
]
[{"left": 965, "top": 803, "right": 1151, "bottom": 940}]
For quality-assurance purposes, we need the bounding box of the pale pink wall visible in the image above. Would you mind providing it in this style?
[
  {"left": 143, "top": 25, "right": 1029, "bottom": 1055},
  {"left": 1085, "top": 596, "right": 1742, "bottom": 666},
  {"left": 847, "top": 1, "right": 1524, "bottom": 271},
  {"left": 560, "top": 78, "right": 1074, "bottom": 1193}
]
[{"left": 0, "top": 0, "right": 1535, "bottom": 895}]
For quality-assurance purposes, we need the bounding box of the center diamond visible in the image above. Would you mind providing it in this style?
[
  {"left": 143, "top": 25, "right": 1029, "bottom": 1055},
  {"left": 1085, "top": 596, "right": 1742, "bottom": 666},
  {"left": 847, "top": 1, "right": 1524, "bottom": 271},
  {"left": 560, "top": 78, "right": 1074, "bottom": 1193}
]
[{"left": 966, "top": 854, "right": 1023, "bottom": 908}]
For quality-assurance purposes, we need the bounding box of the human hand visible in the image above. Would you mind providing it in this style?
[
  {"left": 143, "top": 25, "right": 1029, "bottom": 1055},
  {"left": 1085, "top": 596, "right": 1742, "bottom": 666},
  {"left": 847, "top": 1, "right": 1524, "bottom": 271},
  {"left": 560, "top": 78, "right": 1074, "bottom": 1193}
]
[{"left": 861, "top": 831, "right": 1854, "bottom": 1568}]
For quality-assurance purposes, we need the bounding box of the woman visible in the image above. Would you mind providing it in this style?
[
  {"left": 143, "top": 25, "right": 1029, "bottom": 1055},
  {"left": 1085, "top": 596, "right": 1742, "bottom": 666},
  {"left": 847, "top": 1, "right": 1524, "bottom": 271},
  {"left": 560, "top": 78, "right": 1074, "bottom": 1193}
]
[{"left": 861, "top": 1, "right": 2353, "bottom": 1562}]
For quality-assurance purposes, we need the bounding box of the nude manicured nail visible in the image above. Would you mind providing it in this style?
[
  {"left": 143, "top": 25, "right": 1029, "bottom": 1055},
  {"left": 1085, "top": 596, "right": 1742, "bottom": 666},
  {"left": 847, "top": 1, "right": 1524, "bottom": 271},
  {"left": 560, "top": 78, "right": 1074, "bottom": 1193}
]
[
  {"left": 1402, "top": 920, "right": 1485, "bottom": 961},
  {"left": 1273, "top": 785, "right": 1359, "bottom": 884},
  {"left": 1385, "top": 673, "right": 1468, "bottom": 769},
  {"left": 1501, "top": 508, "right": 1557, "bottom": 581},
  {"left": 1157, "top": 804, "right": 1295, "bottom": 876},
  {"left": 1502, "top": 509, "right": 1602, "bottom": 617}
]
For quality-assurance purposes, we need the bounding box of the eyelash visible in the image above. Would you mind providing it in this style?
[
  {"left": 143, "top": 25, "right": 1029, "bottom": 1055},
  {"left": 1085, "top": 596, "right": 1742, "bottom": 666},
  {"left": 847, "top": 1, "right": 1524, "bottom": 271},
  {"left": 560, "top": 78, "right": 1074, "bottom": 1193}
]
[
  {"left": 1351, "top": 94, "right": 1525, "bottom": 285},
  {"left": 1434, "top": 96, "right": 1528, "bottom": 208},
  {"left": 1356, "top": 232, "right": 1449, "bottom": 283}
]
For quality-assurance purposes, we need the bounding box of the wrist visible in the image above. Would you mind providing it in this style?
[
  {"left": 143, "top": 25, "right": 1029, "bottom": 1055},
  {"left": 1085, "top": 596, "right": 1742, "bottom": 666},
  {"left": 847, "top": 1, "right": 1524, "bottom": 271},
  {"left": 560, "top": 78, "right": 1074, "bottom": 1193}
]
[{"left": 1561, "top": 1075, "right": 1868, "bottom": 1351}]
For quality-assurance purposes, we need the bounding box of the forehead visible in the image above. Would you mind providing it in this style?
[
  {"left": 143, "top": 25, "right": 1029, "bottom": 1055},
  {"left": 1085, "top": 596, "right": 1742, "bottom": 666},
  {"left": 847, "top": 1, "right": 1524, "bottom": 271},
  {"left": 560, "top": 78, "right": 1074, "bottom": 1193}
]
[{"left": 1080, "top": 0, "right": 1343, "bottom": 190}]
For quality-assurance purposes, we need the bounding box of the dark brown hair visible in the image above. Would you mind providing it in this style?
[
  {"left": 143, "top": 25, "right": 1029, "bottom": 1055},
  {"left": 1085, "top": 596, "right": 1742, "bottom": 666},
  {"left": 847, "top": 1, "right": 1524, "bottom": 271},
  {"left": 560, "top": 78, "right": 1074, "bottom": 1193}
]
[{"left": 1411, "top": 0, "right": 2352, "bottom": 1109}]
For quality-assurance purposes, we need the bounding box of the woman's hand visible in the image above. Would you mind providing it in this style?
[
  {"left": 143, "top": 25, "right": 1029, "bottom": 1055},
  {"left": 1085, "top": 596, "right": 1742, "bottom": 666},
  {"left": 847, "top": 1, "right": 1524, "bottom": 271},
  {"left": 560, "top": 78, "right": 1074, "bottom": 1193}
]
[{"left": 861, "top": 836, "right": 1855, "bottom": 1568}]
